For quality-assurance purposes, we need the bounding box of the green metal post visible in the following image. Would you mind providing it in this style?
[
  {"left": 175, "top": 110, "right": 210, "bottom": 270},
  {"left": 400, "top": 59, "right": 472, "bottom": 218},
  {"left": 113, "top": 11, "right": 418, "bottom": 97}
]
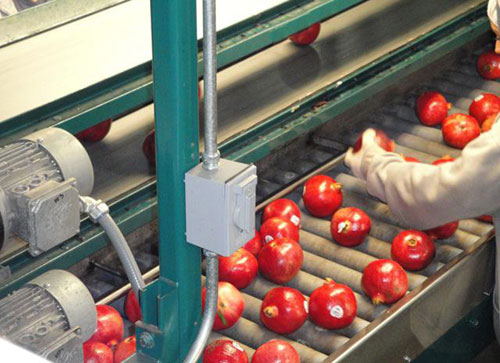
[{"left": 148, "top": 0, "right": 201, "bottom": 361}]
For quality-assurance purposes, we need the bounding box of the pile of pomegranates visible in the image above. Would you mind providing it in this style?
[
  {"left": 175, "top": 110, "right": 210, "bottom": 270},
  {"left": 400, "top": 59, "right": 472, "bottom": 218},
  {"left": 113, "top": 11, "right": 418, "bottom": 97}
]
[
  {"left": 302, "top": 174, "right": 343, "bottom": 217},
  {"left": 361, "top": 259, "right": 408, "bottom": 305},
  {"left": 391, "top": 230, "right": 435, "bottom": 271},
  {"left": 477, "top": 51, "right": 500, "bottom": 80},
  {"left": 260, "top": 287, "right": 308, "bottom": 334},
  {"left": 289, "top": 23, "right": 321, "bottom": 46},
  {"left": 425, "top": 221, "right": 458, "bottom": 240},
  {"left": 203, "top": 339, "right": 249, "bottom": 363},
  {"left": 415, "top": 91, "right": 451, "bottom": 126},
  {"left": 330, "top": 207, "right": 372, "bottom": 247},
  {"left": 441, "top": 113, "right": 480, "bottom": 149},
  {"left": 259, "top": 217, "right": 299, "bottom": 244},
  {"left": 258, "top": 237, "right": 303, "bottom": 284},
  {"left": 468, "top": 93, "right": 500, "bottom": 125},
  {"left": 124, "top": 290, "right": 142, "bottom": 324},
  {"left": 482, "top": 112, "right": 498, "bottom": 132},
  {"left": 263, "top": 198, "right": 301, "bottom": 227},
  {"left": 308, "top": 279, "right": 357, "bottom": 329},
  {"left": 114, "top": 336, "right": 136, "bottom": 363},
  {"left": 202, "top": 281, "right": 244, "bottom": 331},
  {"left": 219, "top": 248, "right": 258, "bottom": 289},
  {"left": 86, "top": 305, "right": 124, "bottom": 348},
  {"left": 242, "top": 230, "right": 262, "bottom": 256}
]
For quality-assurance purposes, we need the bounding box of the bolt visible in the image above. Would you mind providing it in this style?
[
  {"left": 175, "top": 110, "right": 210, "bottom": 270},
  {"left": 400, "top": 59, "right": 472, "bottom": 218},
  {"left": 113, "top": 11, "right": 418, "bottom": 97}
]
[
  {"left": 139, "top": 332, "right": 155, "bottom": 349},
  {"left": 403, "top": 355, "right": 411, "bottom": 362}
]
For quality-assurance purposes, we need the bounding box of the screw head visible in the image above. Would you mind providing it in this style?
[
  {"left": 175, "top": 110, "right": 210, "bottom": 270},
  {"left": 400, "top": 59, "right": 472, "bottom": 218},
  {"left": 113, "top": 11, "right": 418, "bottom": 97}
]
[{"left": 139, "top": 332, "right": 155, "bottom": 349}]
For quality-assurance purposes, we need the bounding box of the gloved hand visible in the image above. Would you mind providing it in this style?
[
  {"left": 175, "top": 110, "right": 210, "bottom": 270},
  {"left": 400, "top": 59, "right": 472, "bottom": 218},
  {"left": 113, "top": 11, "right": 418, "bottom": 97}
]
[{"left": 344, "top": 129, "right": 386, "bottom": 181}]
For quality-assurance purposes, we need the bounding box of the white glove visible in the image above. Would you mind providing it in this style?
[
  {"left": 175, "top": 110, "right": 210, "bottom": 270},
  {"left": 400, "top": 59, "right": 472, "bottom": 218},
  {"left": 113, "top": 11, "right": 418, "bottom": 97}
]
[{"left": 344, "top": 128, "right": 386, "bottom": 181}]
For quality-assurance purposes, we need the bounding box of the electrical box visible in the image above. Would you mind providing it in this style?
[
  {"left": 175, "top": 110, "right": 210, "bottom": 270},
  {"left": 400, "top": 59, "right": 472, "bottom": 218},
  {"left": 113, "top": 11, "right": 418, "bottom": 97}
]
[{"left": 185, "top": 159, "right": 257, "bottom": 256}]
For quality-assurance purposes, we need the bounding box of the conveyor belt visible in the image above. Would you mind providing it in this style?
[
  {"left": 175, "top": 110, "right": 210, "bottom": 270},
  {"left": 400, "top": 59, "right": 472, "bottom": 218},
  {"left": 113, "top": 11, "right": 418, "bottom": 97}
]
[{"left": 206, "top": 49, "right": 495, "bottom": 362}]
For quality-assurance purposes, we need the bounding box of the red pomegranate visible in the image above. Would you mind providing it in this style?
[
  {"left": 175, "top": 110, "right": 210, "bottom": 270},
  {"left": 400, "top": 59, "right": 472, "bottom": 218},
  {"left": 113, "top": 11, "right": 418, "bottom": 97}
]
[
  {"left": 114, "top": 336, "right": 136, "bottom": 363},
  {"left": 477, "top": 51, "right": 500, "bottom": 80},
  {"left": 353, "top": 129, "right": 395, "bottom": 153},
  {"left": 402, "top": 155, "right": 420, "bottom": 162},
  {"left": 361, "top": 259, "right": 408, "bottom": 305},
  {"left": 86, "top": 305, "right": 124, "bottom": 348},
  {"left": 258, "top": 238, "right": 303, "bottom": 284},
  {"left": 242, "top": 230, "right": 262, "bottom": 256},
  {"left": 259, "top": 217, "right": 299, "bottom": 244},
  {"left": 124, "top": 290, "right": 141, "bottom": 324},
  {"left": 478, "top": 215, "right": 493, "bottom": 223},
  {"left": 302, "top": 175, "right": 343, "bottom": 217},
  {"left": 202, "top": 281, "right": 244, "bottom": 331},
  {"left": 331, "top": 207, "right": 372, "bottom": 247},
  {"left": 77, "top": 119, "right": 113, "bottom": 143},
  {"left": 415, "top": 91, "right": 451, "bottom": 126},
  {"left": 252, "top": 340, "right": 300, "bottom": 363},
  {"left": 391, "top": 230, "right": 435, "bottom": 271},
  {"left": 468, "top": 93, "right": 500, "bottom": 125},
  {"left": 289, "top": 23, "right": 321, "bottom": 46},
  {"left": 260, "top": 287, "right": 308, "bottom": 334},
  {"left": 308, "top": 280, "right": 357, "bottom": 329},
  {"left": 482, "top": 113, "right": 498, "bottom": 132},
  {"left": 441, "top": 114, "right": 480, "bottom": 149},
  {"left": 263, "top": 199, "right": 301, "bottom": 227},
  {"left": 425, "top": 221, "right": 459, "bottom": 240},
  {"left": 83, "top": 341, "right": 113, "bottom": 363},
  {"left": 432, "top": 155, "right": 455, "bottom": 165},
  {"left": 202, "top": 339, "right": 249, "bottom": 363},
  {"left": 143, "top": 129, "right": 156, "bottom": 167},
  {"left": 219, "top": 248, "right": 258, "bottom": 289}
]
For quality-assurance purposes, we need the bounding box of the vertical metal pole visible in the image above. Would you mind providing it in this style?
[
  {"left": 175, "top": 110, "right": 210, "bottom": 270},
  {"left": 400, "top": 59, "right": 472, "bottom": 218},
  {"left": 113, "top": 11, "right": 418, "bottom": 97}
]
[{"left": 150, "top": 0, "right": 201, "bottom": 361}]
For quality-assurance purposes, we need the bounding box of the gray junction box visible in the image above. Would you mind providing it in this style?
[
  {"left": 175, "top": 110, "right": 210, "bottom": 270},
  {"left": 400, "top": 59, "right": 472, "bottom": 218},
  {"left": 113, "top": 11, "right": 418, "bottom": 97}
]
[{"left": 185, "top": 159, "right": 257, "bottom": 256}]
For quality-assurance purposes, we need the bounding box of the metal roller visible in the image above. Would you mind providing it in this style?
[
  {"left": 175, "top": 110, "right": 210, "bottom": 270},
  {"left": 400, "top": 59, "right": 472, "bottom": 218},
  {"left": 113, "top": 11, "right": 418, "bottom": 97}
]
[
  {"left": 222, "top": 317, "right": 328, "bottom": 363},
  {"left": 441, "top": 71, "right": 500, "bottom": 93},
  {"left": 370, "top": 114, "right": 444, "bottom": 144}
]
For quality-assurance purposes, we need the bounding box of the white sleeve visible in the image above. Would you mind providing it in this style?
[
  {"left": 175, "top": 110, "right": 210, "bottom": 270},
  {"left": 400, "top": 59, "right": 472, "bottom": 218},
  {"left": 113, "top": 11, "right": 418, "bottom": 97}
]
[
  {"left": 362, "top": 121, "right": 500, "bottom": 229},
  {"left": 488, "top": 0, "right": 500, "bottom": 28}
]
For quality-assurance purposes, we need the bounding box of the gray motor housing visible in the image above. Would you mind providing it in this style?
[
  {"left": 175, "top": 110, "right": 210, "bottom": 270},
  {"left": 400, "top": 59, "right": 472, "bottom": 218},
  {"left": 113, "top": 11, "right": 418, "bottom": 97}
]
[
  {"left": 0, "top": 128, "right": 94, "bottom": 256},
  {"left": 0, "top": 270, "right": 97, "bottom": 362}
]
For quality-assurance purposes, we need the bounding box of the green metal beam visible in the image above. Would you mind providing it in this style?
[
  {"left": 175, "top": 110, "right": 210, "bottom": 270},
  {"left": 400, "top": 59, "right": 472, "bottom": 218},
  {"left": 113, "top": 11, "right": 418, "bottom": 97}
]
[
  {"left": 144, "top": 0, "right": 201, "bottom": 362},
  {"left": 0, "top": 0, "right": 365, "bottom": 145}
]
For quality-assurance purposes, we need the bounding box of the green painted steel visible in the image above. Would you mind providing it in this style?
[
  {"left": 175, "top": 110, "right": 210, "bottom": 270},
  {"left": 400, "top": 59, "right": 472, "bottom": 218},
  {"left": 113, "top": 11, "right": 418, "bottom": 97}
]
[
  {"left": 414, "top": 296, "right": 494, "bottom": 363},
  {"left": 146, "top": 0, "right": 201, "bottom": 362},
  {"left": 0, "top": 181, "right": 157, "bottom": 298},
  {"left": 221, "top": 4, "right": 489, "bottom": 163},
  {"left": 0, "top": 0, "right": 364, "bottom": 146}
]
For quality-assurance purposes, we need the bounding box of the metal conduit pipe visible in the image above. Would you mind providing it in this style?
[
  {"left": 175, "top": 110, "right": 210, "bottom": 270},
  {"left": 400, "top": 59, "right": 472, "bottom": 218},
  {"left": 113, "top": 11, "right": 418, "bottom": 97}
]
[
  {"left": 79, "top": 196, "right": 146, "bottom": 297},
  {"left": 184, "top": 0, "right": 220, "bottom": 361}
]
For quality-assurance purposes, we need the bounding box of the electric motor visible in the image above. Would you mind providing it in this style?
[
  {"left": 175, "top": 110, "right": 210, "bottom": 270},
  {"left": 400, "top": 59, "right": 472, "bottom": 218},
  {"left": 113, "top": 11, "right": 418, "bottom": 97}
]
[
  {"left": 0, "top": 128, "right": 94, "bottom": 256},
  {"left": 0, "top": 270, "right": 97, "bottom": 362}
]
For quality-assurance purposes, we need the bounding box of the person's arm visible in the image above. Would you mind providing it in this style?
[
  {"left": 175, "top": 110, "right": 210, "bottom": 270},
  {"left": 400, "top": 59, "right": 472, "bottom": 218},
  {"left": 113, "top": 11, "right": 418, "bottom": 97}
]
[
  {"left": 488, "top": 0, "right": 500, "bottom": 53},
  {"left": 346, "top": 122, "right": 500, "bottom": 230}
]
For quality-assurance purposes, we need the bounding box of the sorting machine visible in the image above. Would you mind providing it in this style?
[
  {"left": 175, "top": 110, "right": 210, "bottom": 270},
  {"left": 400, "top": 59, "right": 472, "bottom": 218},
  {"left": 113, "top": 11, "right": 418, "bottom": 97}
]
[{"left": 0, "top": 0, "right": 497, "bottom": 361}]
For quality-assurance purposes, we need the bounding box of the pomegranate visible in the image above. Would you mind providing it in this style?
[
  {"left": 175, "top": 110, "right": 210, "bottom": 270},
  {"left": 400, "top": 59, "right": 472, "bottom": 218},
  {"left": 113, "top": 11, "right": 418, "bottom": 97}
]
[
  {"left": 259, "top": 217, "right": 299, "bottom": 244},
  {"left": 77, "top": 119, "right": 113, "bottom": 142},
  {"left": 477, "top": 51, "right": 500, "bottom": 80},
  {"left": 219, "top": 248, "right": 258, "bottom": 289},
  {"left": 202, "top": 281, "right": 244, "bottom": 331},
  {"left": 252, "top": 340, "right": 300, "bottom": 363},
  {"left": 415, "top": 91, "right": 451, "bottom": 126},
  {"left": 242, "top": 230, "right": 262, "bottom": 256},
  {"left": 143, "top": 129, "right": 156, "bottom": 167},
  {"left": 124, "top": 290, "right": 141, "bottom": 324},
  {"left": 330, "top": 207, "right": 372, "bottom": 247},
  {"left": 258, "top": 238, "right": 303, "bottom": 284},
  {"left": 289, "top": 23, "right": 321, "bottom": 46},
  {"left": 361, "top": 259, "right": 408, "bottom": 305},
  {"left": 391, "top": 230, "right": 435, "bottom": 271},
  {"left": 83, "top": 341, "right": 113, "bottom": 363},
  {"left": 478, "top": 215, "right": 493, "bottom": 223},
  {"left": 302, "top": 175, "right": 343, "bottom": 217},
  {"left": 114, "top": 336, "right": 136, "bottom": 363},
  {"left": 86, "top": 305, "right": 124, "bottom": 347},
  {"left": 308, "top": 279, "right": 357, "bottom": 329},
  {"left": 468, "top": 93, "right": 500, "bottom": 125},
  {"left": 432, "top": 155, "right": 455, "bottom": 165},
  {"left": 260, "top": 287, "right": 307, "bottom": 334},
  {"left": 425, "top": 221, "right": 459, "bottom": 240},
  {"left": 263, "top": 199, "right": 301, "bottom": 227},
  {"left": 353, "top": 129, "right": 395, "bottom": 153},
  {"left": 203, "top": 339, "right": 249, "bottom": 363},
  {"left": 402, "top": 155, "right": 420, "bottom": 162},
  {"left": 482, "top": 112, "right": 498, "bottom": 132},
  {"left": 441, "top": 113, "right": 480, "bottom": 149}
]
